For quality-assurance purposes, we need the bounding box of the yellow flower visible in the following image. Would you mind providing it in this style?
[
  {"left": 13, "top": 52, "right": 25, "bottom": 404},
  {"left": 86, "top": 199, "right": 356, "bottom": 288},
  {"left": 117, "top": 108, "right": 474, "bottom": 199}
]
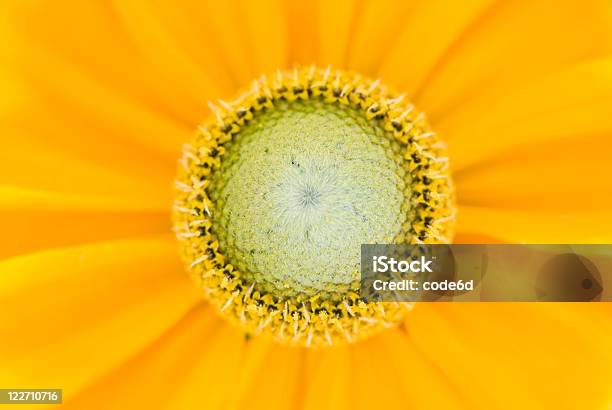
[{"left": 1, "top": 1, "right": 612, "bottom": 409}]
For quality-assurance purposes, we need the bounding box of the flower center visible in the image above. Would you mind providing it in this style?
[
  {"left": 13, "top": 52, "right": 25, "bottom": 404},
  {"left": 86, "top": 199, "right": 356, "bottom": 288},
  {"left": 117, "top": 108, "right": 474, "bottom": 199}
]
[
  {"left": 173, "top": 67, "right": 455, "bottom": 347},
  {"left": 209, "top": 99, "right": 410, "bottom": 297}
]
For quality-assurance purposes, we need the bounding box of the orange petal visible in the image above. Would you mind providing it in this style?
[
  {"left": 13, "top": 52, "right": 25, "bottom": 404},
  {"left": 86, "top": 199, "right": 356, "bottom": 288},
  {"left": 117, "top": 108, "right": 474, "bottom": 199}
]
[
  {"left": 233, "top": 343, "right": 305, "bottom": 410},
  {"left": 62, "top": 303, "right": 220, "bottom": 409},
  {"left": 64, "top": 312, "right": 284, "bottom": 410},
  {"left": 0, "top": 186, "right": 171, "bottom": 259},
  {"left": 108, "top": 0, "right": 236, "bottom": 105},
  {"left": 0, "top": 236, "right": 200, "bottom": 398},
  {"left": 2, "top": 0, "right": 231, "bottom": 126},
  {"left": 356, "top": 330, "right": 468, "bottom": 409},
  {"left": 302, "top": 345, "right": 351, "bottom": 410},
  {"left": 285, "top": 1, "right": 318, "bottom": 65},
  {"left": 345, "top": 0, "right": 415, "bottom": 76},
  {"left": 406, "top": 303, "right": 612, "bottom": 409},
  {"left": 175, "top": 0, "right": 255, "bottom": 86},
  {"left": 233, "top": 0, "right": 288, "bottom": 76},
  {"left": 440, "top": 58, "right": 612, "bottom": 171},
  {"left": 415, "top": 0, "right": 612, "bottom": 120},
  {"left": 167, "top": 328, "right": 275, "bottom": 410},
  {"left": 454, "top": 135, "right": 612, "bottom": 211},
  {"left": 0, "top": 69, "right": 178, "bottom": 200},
  {"left": 2, "top": 42, "right": 190, "bottom": 158},
  {"left": 348, "top": 336, "right": 407, "bottom": 410},
  {"left": 379, "top": 0, "right": 495, "bottom": 94},
  {"left": 457, "top": 205, "right": 612, "bottom": 243},
  {"left": 316, "top": 0, "right": 360, "bottom": 69},
  {"left": 453, "top": 232, "right": 506, "bottom": 244}
]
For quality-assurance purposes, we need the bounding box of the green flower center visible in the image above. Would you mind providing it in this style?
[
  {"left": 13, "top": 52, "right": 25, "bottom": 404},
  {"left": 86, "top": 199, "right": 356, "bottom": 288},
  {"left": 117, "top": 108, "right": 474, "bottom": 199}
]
[
  {"left": 209, "top": 99, "right": 410, "bottom": 296},
  {"left": 173, "top": 66, "right": 455, "bottom": 346}
]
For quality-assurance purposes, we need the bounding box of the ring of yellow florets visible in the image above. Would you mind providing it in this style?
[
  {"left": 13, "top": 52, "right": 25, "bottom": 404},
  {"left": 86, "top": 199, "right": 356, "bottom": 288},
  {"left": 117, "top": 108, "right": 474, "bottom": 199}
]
[{"left": 173, "top": 66, "right": 455, "bottom": 347}]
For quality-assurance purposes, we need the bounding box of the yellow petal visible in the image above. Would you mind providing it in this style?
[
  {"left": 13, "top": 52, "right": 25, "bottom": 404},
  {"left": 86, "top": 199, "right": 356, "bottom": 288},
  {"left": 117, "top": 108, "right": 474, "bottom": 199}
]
[
  {"left": 455, "top": 135, "right": 612, "bottom": 211},
  {"left": 316, "top": 0, "right": 359, "bottom": 69},
  {"left": 0, "top": 128, "right": 174, "bottom": 205},
  {"left": 441, "top": 58, "right": 612, "bottom": 170},
  {"left": 359, "top": 331, "right": 468, "bottom": 409},
  {"left": 0, "top": 67, "right": 178, "bottom": 198},
  {"left": 457, "top": 205, "right": 612, "bottom": 243},
  {"left": 0, "top": 68, "right": 175, "bottom": 200},
  {"left": 215, "top": 336, "right": 276, "bottom": 410},
  {"left": 233, "top": 343, "right": 304, "bottom": 410},
  {"left": 349, "top": 337, "right": 406, "bottom": 410},
  {"left": 379, "top": 0, "right": 495, "bottom": 93},
  {"left": 285, "top": 1, "right": 318, "bottom": 65},
  {"left": 2, "top": 42, "right": 190, "bottom": 157},
  {"left": 233, "top": 0, "right": 288, "bottom": 75},
  {"left": 108, "top": 0, "right": 237, "bottom": 106},
  {"left": 302, "top": 345, "right": 351, "bottom": 410},
  {"left": 295, "top": 334, "right": 466, "bottom": 410},
  {"left": 4, "top": 90, "right": 178, "bottom": 181},
  {"left": 179, "top": 0, "right": 256, "bottom": 86},
  {"left": 1, "top": 0, "right": 215, "bottom": 126},
  {"left": 0, "top": 185, "right": 168, "bottom": 213},
  {"left": 0, "top": 186, "right": 170, "bottom": 259},
  {"left": 167, "top": 328, "right": 274, "bottom": 410},
  {"left": 415, "top": 0, "right": 612, "bottom": 119},
  {"left": 453, "top": 232, "right": 505, "bottom": 244},
  {"left": 0, "top": 236, "right": 200, "bottom": 398},
  {"left": 348, "top": 333, "right": 466, "bottom": 410},
  {"left": 63, "top": 314, "right": 280, "bottom": 410},
  {"left": 124, "top": 0, "right": 270, "bottom": 87},
  {"left": 345, "top": 0, "right": 415, "bottom": 76},
  {"left": 406, "top": 303, "right": 612, "bottom": 409},
  {"left": 62, "top": 303, "right": 220, "bottom": 409}
]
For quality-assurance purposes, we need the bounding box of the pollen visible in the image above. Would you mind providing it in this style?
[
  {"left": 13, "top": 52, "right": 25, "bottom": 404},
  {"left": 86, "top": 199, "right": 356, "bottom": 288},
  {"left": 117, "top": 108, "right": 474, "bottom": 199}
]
[{"left": 173, "top": 66, "right": 455, "bottom": 347}]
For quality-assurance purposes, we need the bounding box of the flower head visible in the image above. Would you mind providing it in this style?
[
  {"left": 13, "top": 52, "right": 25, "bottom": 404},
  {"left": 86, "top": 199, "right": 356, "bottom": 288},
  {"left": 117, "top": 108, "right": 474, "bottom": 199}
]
[{"left": 1, "top": 1, "right": 612, "bottom": 408}]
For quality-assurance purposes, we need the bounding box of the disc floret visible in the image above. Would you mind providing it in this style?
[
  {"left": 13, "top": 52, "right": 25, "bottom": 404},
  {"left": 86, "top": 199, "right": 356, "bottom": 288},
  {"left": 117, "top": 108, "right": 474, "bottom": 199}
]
[{"left": 173, "top": 66, "right": 454, "bottom": 347}]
